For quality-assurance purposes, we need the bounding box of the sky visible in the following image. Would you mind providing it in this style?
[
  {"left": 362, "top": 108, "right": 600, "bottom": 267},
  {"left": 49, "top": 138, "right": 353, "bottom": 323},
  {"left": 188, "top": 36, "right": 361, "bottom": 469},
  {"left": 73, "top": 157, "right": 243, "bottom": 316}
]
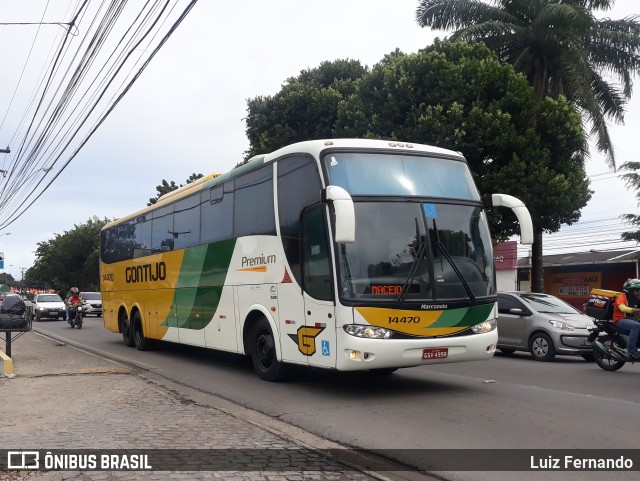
[{"left": 0, "top": 0, "right": 638, "bottom": 282}]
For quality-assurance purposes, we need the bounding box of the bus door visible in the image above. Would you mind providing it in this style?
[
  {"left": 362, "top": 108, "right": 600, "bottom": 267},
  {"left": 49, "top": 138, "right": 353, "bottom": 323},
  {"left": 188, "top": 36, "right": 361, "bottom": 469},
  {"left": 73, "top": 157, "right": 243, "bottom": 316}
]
[{"left": 300, "top": 205, "right": 336, "bottom": 368}]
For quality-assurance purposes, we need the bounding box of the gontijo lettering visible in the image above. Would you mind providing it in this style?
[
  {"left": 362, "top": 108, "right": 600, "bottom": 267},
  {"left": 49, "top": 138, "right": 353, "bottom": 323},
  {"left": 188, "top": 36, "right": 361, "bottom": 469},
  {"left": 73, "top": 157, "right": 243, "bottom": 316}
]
[{"left": 125, "top": 262, "right": 167, "bottom": 283}]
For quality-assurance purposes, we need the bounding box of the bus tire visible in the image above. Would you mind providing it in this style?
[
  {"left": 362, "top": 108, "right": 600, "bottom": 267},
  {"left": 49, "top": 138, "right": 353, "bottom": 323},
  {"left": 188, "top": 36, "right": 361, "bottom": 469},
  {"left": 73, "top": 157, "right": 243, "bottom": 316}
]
[
  {"left": 250, "top": 317, "right": 287, "bottom": 382},
  {"left": 133, "top": 311, "right": 154, "bottom": 351},
  {"left": 121, "top": 315, "right": 135, "bottom": 347}
]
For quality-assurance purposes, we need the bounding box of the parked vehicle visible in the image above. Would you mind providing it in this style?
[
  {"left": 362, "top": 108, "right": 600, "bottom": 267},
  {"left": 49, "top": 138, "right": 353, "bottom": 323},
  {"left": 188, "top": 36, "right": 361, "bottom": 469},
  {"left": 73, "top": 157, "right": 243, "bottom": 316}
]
[
  {"left": 497, "top": 291, "right": 593, "bottom": 361},
  {"left": 80, "top": 291, "right": 102, "bottom": 317},
  {"left": 67, "top": 303, "right": 84, "bottom": 329},
  {"left": 32, "top": 293, "right": 67, "bottom": 321}
]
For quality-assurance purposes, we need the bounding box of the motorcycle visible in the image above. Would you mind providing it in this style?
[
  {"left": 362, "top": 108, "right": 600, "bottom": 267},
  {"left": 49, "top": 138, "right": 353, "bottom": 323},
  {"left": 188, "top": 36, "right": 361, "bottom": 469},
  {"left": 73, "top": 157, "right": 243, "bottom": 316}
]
[
  {"left": 587, "top": 318, "right": 637, "bottom": 371},
  {"left": 67, "top": 303, "right": 84, "bottom": 329}
]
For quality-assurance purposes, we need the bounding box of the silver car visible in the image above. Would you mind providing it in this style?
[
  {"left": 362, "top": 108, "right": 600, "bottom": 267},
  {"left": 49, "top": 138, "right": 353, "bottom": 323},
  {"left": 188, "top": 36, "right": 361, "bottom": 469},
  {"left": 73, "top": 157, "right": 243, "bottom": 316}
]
[{"left": 497, "top": 291, "right": 593, "bottom": 361}]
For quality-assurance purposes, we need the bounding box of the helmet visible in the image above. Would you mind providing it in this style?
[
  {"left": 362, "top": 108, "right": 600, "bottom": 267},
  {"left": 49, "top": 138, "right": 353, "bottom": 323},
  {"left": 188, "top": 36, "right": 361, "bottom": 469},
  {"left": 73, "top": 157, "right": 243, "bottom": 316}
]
[
  {"left": 70, "top": 287, "right": 79, "bottom": 295},
  {"left": 622, "top": 278, "right": 640, "bottom": 294}
]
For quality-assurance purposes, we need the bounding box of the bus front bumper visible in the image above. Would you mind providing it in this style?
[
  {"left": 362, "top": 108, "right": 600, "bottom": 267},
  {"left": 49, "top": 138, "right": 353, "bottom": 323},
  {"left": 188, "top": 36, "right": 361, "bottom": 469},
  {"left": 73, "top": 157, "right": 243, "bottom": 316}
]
[{"left": 335, "top": 330, "right": 498, "bottom": 371}]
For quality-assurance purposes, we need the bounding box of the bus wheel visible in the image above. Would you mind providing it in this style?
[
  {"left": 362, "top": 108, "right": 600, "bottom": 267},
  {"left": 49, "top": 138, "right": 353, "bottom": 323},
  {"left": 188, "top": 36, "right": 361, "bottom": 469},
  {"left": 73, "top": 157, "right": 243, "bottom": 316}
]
[
  {"left": 133, "top": 311, "right": 154, "bottom": 351},
  {"left": 250, "top": 317, "right": 287, "bottom": 382},
  {"left": 121, "top": 315, "right": 135, "bottom": 347}
]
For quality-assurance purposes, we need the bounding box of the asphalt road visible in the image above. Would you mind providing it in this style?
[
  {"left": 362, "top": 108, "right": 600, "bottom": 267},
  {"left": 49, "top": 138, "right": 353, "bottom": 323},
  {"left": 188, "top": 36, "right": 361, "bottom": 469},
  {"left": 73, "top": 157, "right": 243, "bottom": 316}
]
[{"left": 28, "top": 316, "right": 640, "bottom": 480}]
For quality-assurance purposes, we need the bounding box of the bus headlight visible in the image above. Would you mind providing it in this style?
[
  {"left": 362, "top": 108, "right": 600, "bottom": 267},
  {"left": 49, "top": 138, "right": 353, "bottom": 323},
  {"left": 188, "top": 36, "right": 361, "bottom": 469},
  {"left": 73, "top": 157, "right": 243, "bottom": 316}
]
[
  {"left": 471, "top": 318, "right": 496, "bottom": 334},
  {"left": 344, "top": 324, "right": 392, "bottom": 339}
]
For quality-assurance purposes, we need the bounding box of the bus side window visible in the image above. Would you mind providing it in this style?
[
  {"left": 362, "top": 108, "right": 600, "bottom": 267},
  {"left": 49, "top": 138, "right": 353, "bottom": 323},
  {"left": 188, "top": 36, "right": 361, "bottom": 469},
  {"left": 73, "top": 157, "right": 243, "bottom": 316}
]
[
  {"left": 201, "top": 183, "right": 233, "bottom": 243},
  {"left": 174, "top": 193, "right": 200, "bottom": 249},
  {"left": 277, "top": 155, "right": 322, "bottom": 286},
  {"left": 133, "top": 214, "right": 152, "bottom": 258},
  {"left": 301, "top": 205, "right": 333, "bottom": 301},
  {"left": 233, "top": 164, "right": 275, "bottom": 237},
  {"left": 152, "top": 204, "right": 175, "bottom": 252}
]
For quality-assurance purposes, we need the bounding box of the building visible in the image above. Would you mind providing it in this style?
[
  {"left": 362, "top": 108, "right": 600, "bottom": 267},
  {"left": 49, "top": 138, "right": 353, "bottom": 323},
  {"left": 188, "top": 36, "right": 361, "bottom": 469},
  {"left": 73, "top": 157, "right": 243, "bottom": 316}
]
[{"left": 515, "top": 248, "right": 640, "bottom": 310}]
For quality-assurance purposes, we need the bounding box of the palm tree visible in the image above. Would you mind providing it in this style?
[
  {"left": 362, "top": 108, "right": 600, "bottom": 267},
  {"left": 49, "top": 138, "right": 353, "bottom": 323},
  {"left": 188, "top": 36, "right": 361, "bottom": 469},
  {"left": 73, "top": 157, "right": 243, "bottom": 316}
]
[
  {"left": 416, "top": 0, "right": 640, "bottom": 292},
  {"left": 416, "top": 0, "right": 640, "bottom": 170}
]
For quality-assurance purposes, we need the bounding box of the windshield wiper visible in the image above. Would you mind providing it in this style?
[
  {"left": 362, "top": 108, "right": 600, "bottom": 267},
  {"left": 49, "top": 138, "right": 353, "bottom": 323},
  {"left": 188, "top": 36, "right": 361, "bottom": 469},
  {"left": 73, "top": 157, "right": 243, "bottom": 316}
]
[
  {"left": 396, "top": 219, "right": 427, "bottom": 305},
  {"left": 341, "top": 244, "right": 354, "bottom": 297},
  {"left": 431, "top": 219, "right": 477, "bottom": 304}
]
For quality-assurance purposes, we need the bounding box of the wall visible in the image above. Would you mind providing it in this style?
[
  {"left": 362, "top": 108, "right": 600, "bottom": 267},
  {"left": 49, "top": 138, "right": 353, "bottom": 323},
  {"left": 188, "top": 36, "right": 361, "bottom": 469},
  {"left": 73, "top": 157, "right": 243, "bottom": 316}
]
[{"left": 543, "top": 263, "right": 637, "bottom": 310}]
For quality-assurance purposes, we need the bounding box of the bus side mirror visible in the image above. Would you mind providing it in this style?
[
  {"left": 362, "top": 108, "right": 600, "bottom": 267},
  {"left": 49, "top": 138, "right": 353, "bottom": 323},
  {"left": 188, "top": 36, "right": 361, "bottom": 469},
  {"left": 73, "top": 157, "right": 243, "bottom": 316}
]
[
  {"left": 324, "top": 185, "right": 355, "bottom": 243},
  {"left": 491, "top": 194, "right": 534, "bottom": 245}
]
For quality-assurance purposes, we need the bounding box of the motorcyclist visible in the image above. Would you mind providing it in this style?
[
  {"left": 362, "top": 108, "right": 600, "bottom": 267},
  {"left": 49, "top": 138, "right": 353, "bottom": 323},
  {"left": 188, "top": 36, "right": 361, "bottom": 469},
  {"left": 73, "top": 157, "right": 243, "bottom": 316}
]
[
  {"left": 66, "top": 287, "right": 82, "bottom": 322},
  {"left": 612, "top": 278, "right": 640, "bottom": 358}
]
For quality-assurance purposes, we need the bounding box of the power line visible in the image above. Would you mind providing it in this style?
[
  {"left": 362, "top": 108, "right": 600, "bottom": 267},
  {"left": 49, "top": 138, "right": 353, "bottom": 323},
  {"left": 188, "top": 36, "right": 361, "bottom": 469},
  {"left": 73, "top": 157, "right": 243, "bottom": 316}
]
[{"left": 0, "top": 0, "right": 199, "bottom": 229}]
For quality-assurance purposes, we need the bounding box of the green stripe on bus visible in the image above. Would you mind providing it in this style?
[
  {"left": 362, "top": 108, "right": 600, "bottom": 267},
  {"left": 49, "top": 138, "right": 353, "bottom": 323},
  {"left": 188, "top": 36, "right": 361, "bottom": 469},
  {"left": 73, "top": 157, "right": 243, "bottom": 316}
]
[
  {"left": 162, "top": 239, "right": 236, "bottom": 329},
  {"left": 428, "top": 303, "right": 494, "bottom": 328}
]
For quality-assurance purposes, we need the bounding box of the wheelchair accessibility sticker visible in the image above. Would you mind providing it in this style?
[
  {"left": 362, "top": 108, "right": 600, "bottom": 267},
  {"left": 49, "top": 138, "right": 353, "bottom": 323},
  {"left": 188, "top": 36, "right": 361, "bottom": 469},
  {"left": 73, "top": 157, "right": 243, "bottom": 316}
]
[{"left": 321, "top": 340, "right": 330, "bottom": 356}]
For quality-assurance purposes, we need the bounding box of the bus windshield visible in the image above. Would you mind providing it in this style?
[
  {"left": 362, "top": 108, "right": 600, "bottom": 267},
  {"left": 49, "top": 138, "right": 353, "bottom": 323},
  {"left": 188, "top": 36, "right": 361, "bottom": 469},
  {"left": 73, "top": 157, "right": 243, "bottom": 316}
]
[
  {"left": 337, "top": 202, "right": 494, "bottom": 303},
  {"left": 324, "top": 151, "right": 480, "bottom": 200}
]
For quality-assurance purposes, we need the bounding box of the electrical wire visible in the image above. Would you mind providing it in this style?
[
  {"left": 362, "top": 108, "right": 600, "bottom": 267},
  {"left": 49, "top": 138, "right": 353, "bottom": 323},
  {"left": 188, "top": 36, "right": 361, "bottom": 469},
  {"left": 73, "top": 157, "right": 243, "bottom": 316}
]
[{"left": 0, "top": 0, "right": 199, "bottom": 229}]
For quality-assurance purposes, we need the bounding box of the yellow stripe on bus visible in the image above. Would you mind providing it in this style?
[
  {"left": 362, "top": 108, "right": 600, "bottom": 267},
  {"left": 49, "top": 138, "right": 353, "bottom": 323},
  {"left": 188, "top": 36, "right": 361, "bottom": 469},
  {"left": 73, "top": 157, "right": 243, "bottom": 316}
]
[{"left": 355, "top": 307, "right": 465, "bottom": 336}]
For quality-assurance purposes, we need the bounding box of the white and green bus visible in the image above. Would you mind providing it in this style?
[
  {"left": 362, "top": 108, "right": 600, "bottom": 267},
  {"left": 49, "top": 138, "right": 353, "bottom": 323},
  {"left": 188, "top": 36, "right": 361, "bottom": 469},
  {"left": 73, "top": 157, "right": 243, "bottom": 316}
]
[{"left": 100, "top": 139, "right": 533, "bottom": 381}]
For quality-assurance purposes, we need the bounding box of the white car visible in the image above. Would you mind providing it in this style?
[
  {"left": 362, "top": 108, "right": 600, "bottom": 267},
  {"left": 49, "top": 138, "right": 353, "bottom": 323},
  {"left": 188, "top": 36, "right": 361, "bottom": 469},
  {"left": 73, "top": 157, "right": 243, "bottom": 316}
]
[
  {"left": 80, "top": 292, "right": 102, "bottom": 317},
  {"left": 32, "top": 293, "right": 67, "bottom": 321}
]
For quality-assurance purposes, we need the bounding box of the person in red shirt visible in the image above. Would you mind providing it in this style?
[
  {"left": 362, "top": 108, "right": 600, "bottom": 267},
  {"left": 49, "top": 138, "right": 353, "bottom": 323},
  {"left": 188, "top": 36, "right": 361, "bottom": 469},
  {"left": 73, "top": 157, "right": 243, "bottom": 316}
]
[
  {"left": 65, "top": 287, "right": 82, "bottom": 321},
  {"left": 613, "top": 278, "right": 640, "bottom": 358}
]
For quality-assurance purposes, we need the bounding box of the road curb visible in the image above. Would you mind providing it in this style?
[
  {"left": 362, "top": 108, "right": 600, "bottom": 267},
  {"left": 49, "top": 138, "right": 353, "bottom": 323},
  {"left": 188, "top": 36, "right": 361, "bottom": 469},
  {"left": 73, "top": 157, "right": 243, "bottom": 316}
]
[{"left": 0, "top": 348, "right": 13, "bottom": 375}]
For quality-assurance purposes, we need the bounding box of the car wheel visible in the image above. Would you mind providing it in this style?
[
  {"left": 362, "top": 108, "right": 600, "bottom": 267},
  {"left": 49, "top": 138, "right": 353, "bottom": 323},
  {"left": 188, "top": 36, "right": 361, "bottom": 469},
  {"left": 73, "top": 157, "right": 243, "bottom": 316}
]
[
  {"left": 529, "top": 332, "right": 556, "bottom": 361},
  {"left": 250, "top": 317, "right": 288, "bottom": 382},
  {"left": 499, "top": 348, "right": 516, "bottom": 355}
]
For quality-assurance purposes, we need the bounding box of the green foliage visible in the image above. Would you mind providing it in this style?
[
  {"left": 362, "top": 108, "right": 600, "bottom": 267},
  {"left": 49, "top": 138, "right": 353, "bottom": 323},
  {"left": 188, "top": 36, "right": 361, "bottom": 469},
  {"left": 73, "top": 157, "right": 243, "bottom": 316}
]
[
  {"left": 245, "top": 41, "right": 590, "bottom": 242},
  {"left": 416, "top": 0, "right": 640, "bottom": 169},
  {"left": 620, "top": 161, "right": 640, "bottom": 242},
  {"left": 244, "top": 59, "right": 368, "bottom": 160},
  {"left": 0, "top": 272, "right": 15, "bottom": 286},
  {"left": 27, "top": 216, "right": 111, "bottom": 294},
  {"left": 148, "top": 173, "right": 204, "bottom": 206}
]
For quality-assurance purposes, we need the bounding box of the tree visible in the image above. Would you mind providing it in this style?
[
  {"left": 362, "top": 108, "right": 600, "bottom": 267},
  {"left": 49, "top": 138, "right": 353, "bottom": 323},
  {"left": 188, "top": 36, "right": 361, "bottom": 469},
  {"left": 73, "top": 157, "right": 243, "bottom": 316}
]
[
  {"left": 244, "top": 59, "right": 368, "bottom": 160},
  {"left": 148, "top": 173, "right": 204, "bottom": 205},
  {"left": 336, "top": 42, "right": 590, "bottom": 256},
  {"left": 0, "top": 272, "right": 15, "bottom": 286},
  {"left": 27, "top": 216, "right": 111, "bottom": 294},
  {"left": 245, "top": 41, "right": 590, "bottom": 268},
  {"left": 416, "top": 0, "right": 640, "bottom": 170},
  {"left": 620, "top": 161, "right": 640, "bottom": 242}
]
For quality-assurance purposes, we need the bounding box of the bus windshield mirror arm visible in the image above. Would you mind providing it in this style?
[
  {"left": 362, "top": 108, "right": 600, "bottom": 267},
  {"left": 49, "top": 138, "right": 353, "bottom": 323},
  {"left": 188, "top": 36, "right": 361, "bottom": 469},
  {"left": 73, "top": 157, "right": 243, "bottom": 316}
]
[{"left": 491, "top": 194, "right": 533, "bottom": 245}]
